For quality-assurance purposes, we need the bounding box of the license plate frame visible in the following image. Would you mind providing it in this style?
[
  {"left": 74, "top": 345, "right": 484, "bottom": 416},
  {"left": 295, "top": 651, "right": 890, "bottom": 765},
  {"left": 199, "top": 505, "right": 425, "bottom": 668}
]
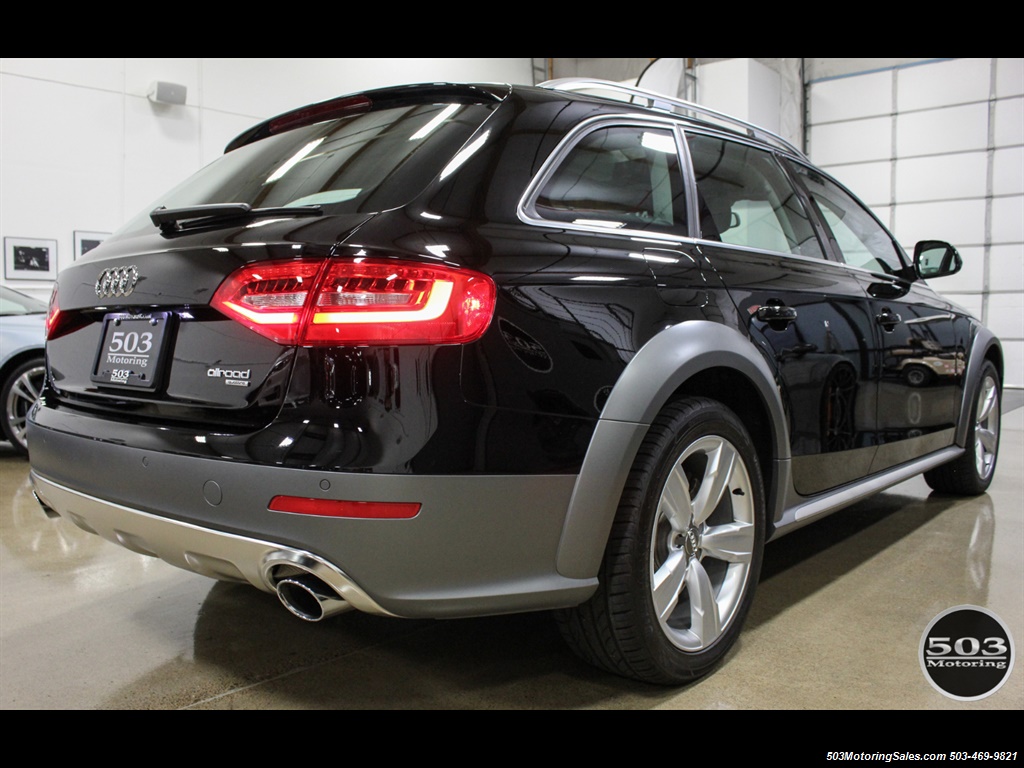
[{"left": 91, "top": 312, "right": 171, "bottom": 390}]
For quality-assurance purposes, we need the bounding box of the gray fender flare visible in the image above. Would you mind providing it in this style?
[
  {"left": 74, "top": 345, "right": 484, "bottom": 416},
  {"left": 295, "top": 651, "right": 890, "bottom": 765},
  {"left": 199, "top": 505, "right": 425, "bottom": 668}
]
[
  {"left": 555, "top": 320, "right": 789, "bottom": 579},
  {"left": 955, "top": 325, "right": 1002, "bottom": 447}
]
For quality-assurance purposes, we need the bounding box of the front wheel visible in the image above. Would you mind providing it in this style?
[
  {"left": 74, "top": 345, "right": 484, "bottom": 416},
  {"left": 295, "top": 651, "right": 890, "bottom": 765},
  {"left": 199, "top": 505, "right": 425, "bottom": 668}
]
[{"left": 556, "top": 397, "right": 765, "bottom": 684}]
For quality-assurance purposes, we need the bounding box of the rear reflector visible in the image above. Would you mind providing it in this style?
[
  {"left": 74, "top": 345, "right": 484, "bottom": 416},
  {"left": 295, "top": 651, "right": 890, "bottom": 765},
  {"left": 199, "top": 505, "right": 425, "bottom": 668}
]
[
  {"left": 212, "top": 258, "right": 495, "bottom": 346},
  {"left": 269, "top": 496, "right": 421, "bottom": 519}
]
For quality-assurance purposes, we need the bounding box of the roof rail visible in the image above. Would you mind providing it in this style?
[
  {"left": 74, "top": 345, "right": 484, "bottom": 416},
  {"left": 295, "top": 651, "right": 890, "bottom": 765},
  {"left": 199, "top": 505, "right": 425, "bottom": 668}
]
[{"left": 539, "top": 77, "right": 806, "bottom": 159}]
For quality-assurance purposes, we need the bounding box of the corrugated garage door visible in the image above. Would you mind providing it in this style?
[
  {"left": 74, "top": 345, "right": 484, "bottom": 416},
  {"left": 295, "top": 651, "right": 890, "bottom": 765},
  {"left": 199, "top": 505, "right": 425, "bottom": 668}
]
[{"left": 807, "top": 58, "right": 1022, "bottom": 388}]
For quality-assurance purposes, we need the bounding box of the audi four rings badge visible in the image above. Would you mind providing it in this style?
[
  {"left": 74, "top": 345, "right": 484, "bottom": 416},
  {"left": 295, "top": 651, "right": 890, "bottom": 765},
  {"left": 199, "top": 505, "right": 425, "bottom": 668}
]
[{"left": 95, "top": 266, "right": 139, "bottom": 298}]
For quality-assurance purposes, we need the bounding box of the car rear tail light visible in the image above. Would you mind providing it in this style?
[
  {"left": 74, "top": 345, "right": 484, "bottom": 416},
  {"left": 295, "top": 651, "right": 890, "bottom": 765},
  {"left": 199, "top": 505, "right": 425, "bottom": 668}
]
[
  {"left": 45, "top": 284, "right": 87, "bottom": 341},
  {"left": 212, "top": 259, "right": 496, "bottom": 346},
  {"left": 45, "top": 285, "right": 60, "bottom": 339},
  {"left": 269, "top": 496, "right": 420, "bottom": 519}
]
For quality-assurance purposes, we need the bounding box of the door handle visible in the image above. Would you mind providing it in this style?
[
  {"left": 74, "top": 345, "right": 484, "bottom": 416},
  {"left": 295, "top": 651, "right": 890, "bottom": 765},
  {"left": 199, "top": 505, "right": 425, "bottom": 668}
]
[
  {"left": 756, "top": 303, "right": 798, "bottom": 331},
  {"left": 876, "top": 308, "right": 902, "bottom": 331}
]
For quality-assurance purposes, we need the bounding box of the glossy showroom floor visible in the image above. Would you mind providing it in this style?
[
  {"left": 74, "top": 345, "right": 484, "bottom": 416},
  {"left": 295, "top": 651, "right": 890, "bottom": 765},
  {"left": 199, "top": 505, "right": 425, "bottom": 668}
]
[{"left": 2, "top": 404, "right": 1022, "bottom": 710}]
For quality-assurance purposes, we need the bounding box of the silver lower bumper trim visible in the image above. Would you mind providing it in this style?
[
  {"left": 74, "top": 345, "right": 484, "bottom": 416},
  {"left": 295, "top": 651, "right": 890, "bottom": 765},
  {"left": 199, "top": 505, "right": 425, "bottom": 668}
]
[{"left": 30, "top": 471, "right": 394, "bottom": 617}]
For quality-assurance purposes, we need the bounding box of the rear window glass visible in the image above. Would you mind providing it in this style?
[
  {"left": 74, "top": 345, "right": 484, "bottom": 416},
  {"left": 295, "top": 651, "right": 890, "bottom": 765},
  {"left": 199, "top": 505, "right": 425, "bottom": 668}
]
[{"left": 115, "top": 102, "right": 496, "bottom": 238}]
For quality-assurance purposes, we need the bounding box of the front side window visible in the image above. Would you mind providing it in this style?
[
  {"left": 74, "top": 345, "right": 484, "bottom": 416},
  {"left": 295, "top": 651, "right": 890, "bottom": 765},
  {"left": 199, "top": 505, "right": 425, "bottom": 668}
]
[
  {"left": 687, "top": 134, "right": 824, "bottom": 259},
  {"left": 533, "top": 125, "right": 687, "bottom": 234},
  {"left": 787, "top": 162, "right": 906, "bottom": 275}
]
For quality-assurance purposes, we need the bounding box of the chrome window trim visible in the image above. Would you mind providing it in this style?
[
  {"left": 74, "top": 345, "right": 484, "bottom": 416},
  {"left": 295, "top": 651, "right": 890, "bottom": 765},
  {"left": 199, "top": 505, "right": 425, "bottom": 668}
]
[
  {"left": 692, "top": 237, "right": 857, "bottom": 269},
  {"left": 540, "top": 78, "right": 807, "bottom": 159},
  {"left": 682, "top": 128, "right": 832, "bottom": 262}
]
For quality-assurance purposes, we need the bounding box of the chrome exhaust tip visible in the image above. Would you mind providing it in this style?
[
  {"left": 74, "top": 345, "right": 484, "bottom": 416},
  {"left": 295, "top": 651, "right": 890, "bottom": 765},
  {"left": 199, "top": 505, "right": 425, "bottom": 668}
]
[{"left": 275, "top": 573, "right": 352, "bottom": 622}]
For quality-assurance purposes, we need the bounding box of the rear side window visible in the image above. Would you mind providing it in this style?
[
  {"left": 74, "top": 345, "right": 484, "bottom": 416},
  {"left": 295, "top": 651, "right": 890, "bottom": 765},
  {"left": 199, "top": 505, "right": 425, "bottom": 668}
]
[
  {"left": 533, "top": 125, "right": 687, "bottom": 234},
  {"left": 687, "top": 134, "right": 824, "bottom": 259}
]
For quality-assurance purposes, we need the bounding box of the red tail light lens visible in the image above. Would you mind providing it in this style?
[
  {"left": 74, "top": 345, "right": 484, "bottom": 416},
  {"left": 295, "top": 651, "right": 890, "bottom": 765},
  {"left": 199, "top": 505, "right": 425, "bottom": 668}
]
[
  {"left": 211, "top": 261, "right": 322, "bottom": 344},
  {"left": 45, "top": 284, "right": 87, "bottom": 341},
  {"left": 45, "top": 284, "right": 61, "bottom": 339},
  {"left": 212, "top": 259, "right": 496, "bottom": 346}
]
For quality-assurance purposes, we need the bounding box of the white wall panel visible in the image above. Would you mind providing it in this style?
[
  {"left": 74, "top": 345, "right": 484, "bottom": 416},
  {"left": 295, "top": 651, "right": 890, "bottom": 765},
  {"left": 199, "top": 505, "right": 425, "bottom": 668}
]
[
  {"left": 945, "top": 245, "right": 985, "bottom": 293},
  {"left": 200, "top": 111, "right": 265, "bottom": 168},
  {"left": 893, "top": 199, "right": 987, "bottom": 248},
  {"left": 994, "top": 96, "right": 1022, "bottom": 147},
  {"left": 996, "top": 58, "right": 1024, "bottom": 97},
  {"left": 987, "top": 292, "right": 1023, "bottom": 341},
  {"left": 0, "top": 76, "right": 123, "bottom": 172},
  {"left": 896, "top": 102, "right": 989, "bottom": 157},
  {"left": 698, "top": 59, "right": 782, "bottom": 134},
  {"left": 0, "top": 74, "right": 123, "bottom": 293},
  {"left": 123, "top": 96, "right": 201, "bottom": 222},
  {"left": 811, "top": 116, "right": 892, "bottom": 166},
  {"left": 991, "top": 196, "right": 1024, "bottom": 244},
  {"left": 824, "top": 162, "right": 892, "bottom": 208},
  {"left": 1001, "top": 341, "right": 1023, "bottom": 387},
  {"left": 809, "top": 69, "right": 892, "bottom": 123},
  {"left": 993, "top": 147, "right": 1024, "bottom": 195},
  {"left": 897, "top": 59, "right": 991, "bottom": 111},
  {"left": 0, "top": 58, "right": 124, "bottom": 92},
  {"left": 991, "top": 245, "right": 1024, "bottom": 295},
  {"left": 895, "top": 152, "right": 987, "bottom": 202}
]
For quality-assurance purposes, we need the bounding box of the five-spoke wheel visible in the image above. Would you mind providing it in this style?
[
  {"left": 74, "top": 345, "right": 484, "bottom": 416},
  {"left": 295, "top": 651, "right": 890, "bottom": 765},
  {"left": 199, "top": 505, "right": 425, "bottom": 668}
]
[
  {"left": 649, "top": 434, "right": 756, "bottom": 653},
  {"left": 556, "top": 397, "right": 764, "bottom": 684},
  {"left": 2, "top": 358, "right": 45, "bottom": 455}
]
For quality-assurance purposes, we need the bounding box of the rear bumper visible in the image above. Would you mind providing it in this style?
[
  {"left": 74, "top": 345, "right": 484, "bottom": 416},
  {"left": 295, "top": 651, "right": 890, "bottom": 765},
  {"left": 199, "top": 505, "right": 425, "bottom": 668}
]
[
  {"left": 28, "top": 418, "right": 597, "bottom": 618},
  {"left": 32, "top": 472, "right": 394, "bottom": 614}
]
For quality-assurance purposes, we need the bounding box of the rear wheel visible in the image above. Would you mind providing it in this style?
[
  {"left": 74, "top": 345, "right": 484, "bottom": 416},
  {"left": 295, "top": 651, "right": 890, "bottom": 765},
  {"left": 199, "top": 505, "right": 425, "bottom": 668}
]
[
  {"left": 556, "top": 397, "right": 765, "bottom": 684},
  {"left": 924, "top": 360, "right": 1000, "bottom": 495}
]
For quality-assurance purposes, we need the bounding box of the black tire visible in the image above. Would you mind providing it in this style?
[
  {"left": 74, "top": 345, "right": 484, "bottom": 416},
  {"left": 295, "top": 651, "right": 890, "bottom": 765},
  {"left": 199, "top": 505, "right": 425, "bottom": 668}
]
[
  {"left": 1, "top": 357, "right": 46, "bottom": 456},
  {"left": 924, "top": 360, "right": 1000, "bottom": 495},
  {"left": 556, "top": 397, "right": 765, "bottom": 684}
]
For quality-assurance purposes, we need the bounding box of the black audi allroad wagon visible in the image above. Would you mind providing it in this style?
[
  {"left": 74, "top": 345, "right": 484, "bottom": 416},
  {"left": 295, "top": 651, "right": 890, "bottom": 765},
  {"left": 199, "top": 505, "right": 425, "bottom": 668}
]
[{"left": 29, "top": 79, "right": 1002, "bottom": 684}]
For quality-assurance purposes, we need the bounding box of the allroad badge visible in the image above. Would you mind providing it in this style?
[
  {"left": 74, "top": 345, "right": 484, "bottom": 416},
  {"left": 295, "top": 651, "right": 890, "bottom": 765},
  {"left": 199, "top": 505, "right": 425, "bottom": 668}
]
[
  {"left": 95, "top": 266, "right": 140, "bottom": 299},
  {"left": 208, "top": 366, "right": 252, "bottom": 387}
]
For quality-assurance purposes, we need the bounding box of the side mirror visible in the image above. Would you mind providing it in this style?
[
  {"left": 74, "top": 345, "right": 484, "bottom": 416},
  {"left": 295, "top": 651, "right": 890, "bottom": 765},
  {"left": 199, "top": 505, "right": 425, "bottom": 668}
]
[{"left": 914, "top": 240, "right": 962, "bottom": 279}]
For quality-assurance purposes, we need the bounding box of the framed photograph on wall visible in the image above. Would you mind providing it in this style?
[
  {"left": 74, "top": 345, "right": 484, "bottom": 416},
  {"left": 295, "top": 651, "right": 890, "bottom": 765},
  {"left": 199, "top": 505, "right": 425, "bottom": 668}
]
[
  {"left": 4, "top": 237, "right": 58, "bottom": 281},
  {"left": 74, "top": 230, "right": 110, "bottom": 260}
]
